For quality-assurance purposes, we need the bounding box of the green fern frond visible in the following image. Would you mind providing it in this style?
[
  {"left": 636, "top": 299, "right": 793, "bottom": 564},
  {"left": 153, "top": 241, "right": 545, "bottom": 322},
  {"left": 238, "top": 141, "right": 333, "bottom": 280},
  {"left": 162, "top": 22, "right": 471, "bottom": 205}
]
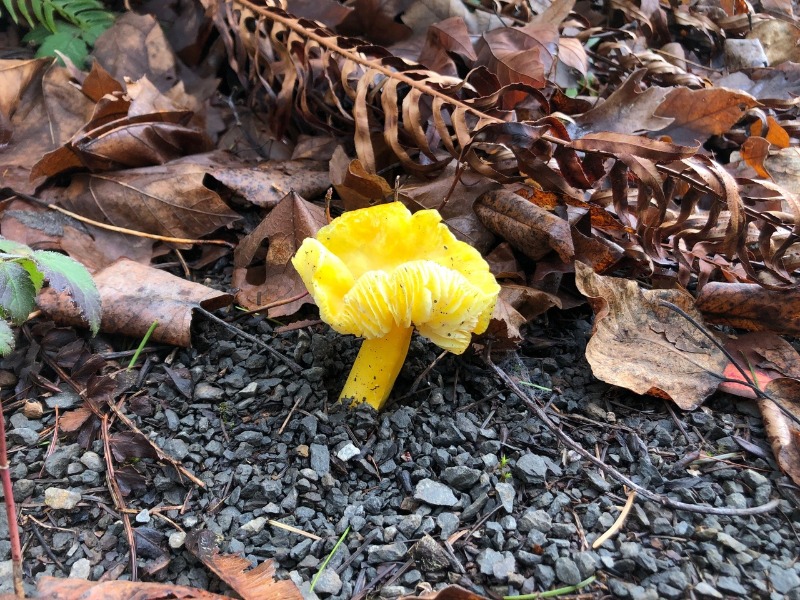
[
  {"left": 1, "top": 0, "right": 113, "bottom": 33},
  {"left": 1, "top": 0, "right": 114, "bottom": 66}
]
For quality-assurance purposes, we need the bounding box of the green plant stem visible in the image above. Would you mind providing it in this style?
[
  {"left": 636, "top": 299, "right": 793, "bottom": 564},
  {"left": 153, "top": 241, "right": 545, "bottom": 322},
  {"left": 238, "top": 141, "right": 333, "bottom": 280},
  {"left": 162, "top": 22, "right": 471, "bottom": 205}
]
[
  {"left": 504, "top": 575, "right": 596, "bottom": 599},
  {"left": 127, "top": 321, "right": 158, "bottom": 370},
  {"left": 0, "top": 396, "right": 26, "bottom": 597},
  {"left": 310, "top": 526, "right": 350, "bottom": 593},
  {"left": 519, "top": 381, "right": 552, "bottom": 392}
]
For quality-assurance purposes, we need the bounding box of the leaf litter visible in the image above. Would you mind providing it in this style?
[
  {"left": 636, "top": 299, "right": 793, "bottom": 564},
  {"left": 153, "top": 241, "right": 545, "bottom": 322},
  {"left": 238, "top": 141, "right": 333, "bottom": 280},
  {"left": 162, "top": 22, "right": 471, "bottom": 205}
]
[{"left": 1, "top": 0, "right": 800, "bottom": 597}]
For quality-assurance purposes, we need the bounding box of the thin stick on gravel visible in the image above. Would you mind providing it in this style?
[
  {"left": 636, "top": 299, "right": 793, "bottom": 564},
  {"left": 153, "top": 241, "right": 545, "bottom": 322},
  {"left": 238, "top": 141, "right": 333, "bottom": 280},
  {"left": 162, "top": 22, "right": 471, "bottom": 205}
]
[
  {"left": 101, "top": 414, "right": 138, "bottom": 581},
  {"left": 593, "top": 489, "right": 637, "bottom": 549},
  {"left": 486, "top": 355, "right": 782, "bottom": 516},
  {"left": 0, "top": 396, "right": 25, "bottom": 597},
  {"left": 268, "top": 519, "right": 322, "bottom": 541},
  {"left": 196, "top": 307, "right": 303, "bottom": 374}
]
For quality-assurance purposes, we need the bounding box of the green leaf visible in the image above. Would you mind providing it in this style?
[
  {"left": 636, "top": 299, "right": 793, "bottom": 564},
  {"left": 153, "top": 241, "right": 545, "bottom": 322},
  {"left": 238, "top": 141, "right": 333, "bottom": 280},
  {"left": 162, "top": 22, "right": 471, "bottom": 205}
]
[
  {"left": 0, "top": 260, "right": 37, "bottom": 324},
  {"left": 31, "top": 250, "right": 101, "bottom": 334},
  {"left": 22, "top": 24, "right": 54, "bottom": 45},
  {"left": 1, "top": 0, "right": 20, "bottom": 24},
  {"left": 18, "top": 258, "right": 45, "bottom": 293},
  {"left": 0, "top": 238, "right": 32, "bottom": 255},
  {"left": 35, "top": 25, "right": 89, "bottom": 66},
  {"left": 0, "top": 319, "right": 16, "bottom": 356}
]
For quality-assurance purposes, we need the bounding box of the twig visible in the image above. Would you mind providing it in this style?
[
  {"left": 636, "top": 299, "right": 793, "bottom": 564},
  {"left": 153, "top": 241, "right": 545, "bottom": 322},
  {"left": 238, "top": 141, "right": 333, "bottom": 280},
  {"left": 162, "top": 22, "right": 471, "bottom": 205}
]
[
  {"left": 593, "top": 489, "right": 636, "bottom": 549},
  {"left": 101, "top": 415, "right": 137, "bottom": 581},
  {"left": 486, "top": 355, "right": 782, "bottom": 516},
  {"left": 6, "top": 190, "right": 234, "bottom": 247},
  {"left": 409, "top": 349, "right": 448, "bottom": 395},
  {"left": 195, "top": 307, "right": 303, "bottom": 374},
  {"left": 268, "top": 519, "right": 322, "bottom": 541},
  {"left": 29, "top": 520, "right": 69, "bottom": 575},
  {"left": 0, "top": 395, "right": 25, "bottom": 597},
  {"left": 231, "top": 291, "right": 309, "bottom": 320}
]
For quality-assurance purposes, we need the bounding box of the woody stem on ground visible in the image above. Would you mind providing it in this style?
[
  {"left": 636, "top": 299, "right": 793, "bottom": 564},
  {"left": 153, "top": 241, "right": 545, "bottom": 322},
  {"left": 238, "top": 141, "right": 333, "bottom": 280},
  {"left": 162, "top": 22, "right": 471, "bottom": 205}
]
[{"left": 0, "top": 398, "right": 25, "bottom": 598}]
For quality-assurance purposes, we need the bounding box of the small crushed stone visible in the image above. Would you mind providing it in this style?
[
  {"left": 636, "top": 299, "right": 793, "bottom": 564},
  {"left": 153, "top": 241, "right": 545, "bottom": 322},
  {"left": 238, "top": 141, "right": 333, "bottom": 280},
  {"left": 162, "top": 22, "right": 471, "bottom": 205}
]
[{"left": 2, "top": 308, "right": 800, "bottom": 600}]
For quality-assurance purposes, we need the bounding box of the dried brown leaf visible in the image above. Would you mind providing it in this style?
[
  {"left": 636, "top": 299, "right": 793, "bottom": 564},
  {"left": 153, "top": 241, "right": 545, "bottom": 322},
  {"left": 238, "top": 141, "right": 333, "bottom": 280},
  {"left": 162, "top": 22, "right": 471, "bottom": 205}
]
[
  {"left": 37, "top": 576, "right": 232, "bottom": 600},
  {"left": 761, "top": 378, "right": 800, "bottom": 485},
  {"left": 0, "top": 58, "right": 49, "bottom": 143},
  {"left": 475, "top": 189, "right": 574, "bottom": 261},
  {"left": 41, "top": 162, "right": 240, "bottom": 240},
  {"left": 654, "top": 87, "right": 760, "bottom": 145},
  {"left": 574, "top": 262, "right": 728, "bottom": 410},
  {"left": 741, "top": 136, "right": 772, "bottom": 179},
  {"left": 573, "top": 70, "right": 673, "bottom": 135},
  {"left": 695, "top": 283, "right": 800, "bottom": 335},
  {"left": 232, "top": 193, "right": 326, "bottom": 316},
  {"left": 330, "top": 147, "right": 392, "bottom": 211},
  {"left": 185, "top": 530, "right": 302, "bottom": 600},
  {"left": 38, "top": 258, "right": 233, "bottom": 347}
]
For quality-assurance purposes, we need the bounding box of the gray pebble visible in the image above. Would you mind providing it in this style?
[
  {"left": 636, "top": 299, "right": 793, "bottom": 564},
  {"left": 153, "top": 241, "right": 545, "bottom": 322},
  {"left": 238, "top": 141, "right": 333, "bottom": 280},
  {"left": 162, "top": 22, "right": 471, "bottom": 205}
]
[
  {"left": 442, "top": 466, "right": 481, "bottom": 491},
  {"left": 44, "top": 443, "right": 81, "bottom": 478},
  {"left": 312, "top": 568, "right": 342, "bottom": 595},
  {"left": 368, "top": 542, "right": 406, "bottom": 563},
  {"left": 69, "top": 558, "right": 91, "bottom": 579},
  {"left": 46, "top": 391, "right": 80, "bottom": 410},
  {"left": 168, "top": 532, "right": 186, "bottom": 549},
  {"left": 515, "top": 453, "right": 549, "bottom": 484},
  {"left": 518, "top": 508, "right": 551, "bottom": 533},
  {"left": 555, "top": 557, "right": 582, "bottom": 585},
  {"left": 7, "top": 427, "right": 38, "bottom": 446},
  {"left": 44, "top": 488, "right": 81, "bottom": 510},
  {"left": 716, "top": 576, "right": 746, "bottom": 595},
  {"left": 165, "top": 439, "right": 189, "bottom": 461},
  {"left": 309, "top": 444, "right": 330, "bottom": 475},
  {"left": 437, "top": 512, "right": 459, "bottom": 540},
  {"left": 336, "top": 443, "right": 360, "bottom": 461},
  {"left": 495, "top": 482, "right": 514, "bottom": 513},
  {"left": 194, "top": 383, "right": 224, "bottom": 401},
  {"left": 770, "top": 564, "right": 800, "bottom": 594},
  {"left": 693, "top": 581, "right": 722, "bottom": 598},
  {"left": 80, "top": 451, "right": 104, "bottom": 472},
  {"left": 413, "top": 479, "right": 458, "bottom": 507}
]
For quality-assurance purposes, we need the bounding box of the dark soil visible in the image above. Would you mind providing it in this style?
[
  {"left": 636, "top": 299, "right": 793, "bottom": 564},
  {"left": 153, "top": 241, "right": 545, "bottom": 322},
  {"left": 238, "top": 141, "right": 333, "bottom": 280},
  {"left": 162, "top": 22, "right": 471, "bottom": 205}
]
[{"left": 2, "top": 287, "right": 800, "bottom": 600}]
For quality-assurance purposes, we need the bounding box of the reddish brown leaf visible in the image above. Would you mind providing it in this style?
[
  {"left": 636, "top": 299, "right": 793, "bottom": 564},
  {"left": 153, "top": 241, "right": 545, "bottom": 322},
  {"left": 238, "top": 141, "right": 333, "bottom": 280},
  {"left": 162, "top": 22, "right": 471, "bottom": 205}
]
[
  {"left": 475, "top": 189, "right": 574, "bottom": 262},
  {"left": 0, "top": 199, "right": 156, "bottom": 273},
  {"left": 233, "top": 193, "right": 326, "bottom": 316},
  {"left": 37, "top": 576, "right": 232, "bottom": 599},
  {"left": 337, "top": 0, "right": 413, "bottom": 46},
  {"left": 575, "top": 263, "right": 728, "bottom": 410},
  {"left": 38, "top": 258, "right": 233, "bottom": 347},
  {"left": 41, "top": 162, "right": 240, "bottom": 240},
  {"left": 654, "top": 87, "right": 760, "bottom": 145},
  {"left": 741, "top": 136, "right": 772, "bottom": 179},
  {"left": 183, "top": 152, "right": 331, "bottom": 209},
  {"left": 573, "top": 70, "right": 673, "bottom": 135},
  {"left": 719, "top": 331, "right": 800, "bottom": 398},
  {"left": 418, "top": 17, "right": 477, "bottom": 76},
  {"left": 761, "top": 378, "right": 800, "bottom": 486},
  {"left": 570, "top": 132, "right": 698, "bottom": 162},
  {"left": 0, "top": 58, "right": 49, "bottom": 143},
  {"left": 185, "top": 530, "right": 302, "bottom": 600},
  {"left": 695, "top": 282, "right": 800, "bottom": 335},
  {"left": 476, "top": 23, "right": 557, "bottom": 89},
  {"left": 330, "top": 147, "right": 392, "bottom": 211}
]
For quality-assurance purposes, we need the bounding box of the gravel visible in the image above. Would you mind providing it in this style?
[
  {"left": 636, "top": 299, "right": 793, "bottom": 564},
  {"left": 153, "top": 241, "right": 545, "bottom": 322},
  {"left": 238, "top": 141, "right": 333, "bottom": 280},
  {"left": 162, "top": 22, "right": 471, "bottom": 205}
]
[{"left": 2, "top": 308, "right": 799, "bottom": 599}]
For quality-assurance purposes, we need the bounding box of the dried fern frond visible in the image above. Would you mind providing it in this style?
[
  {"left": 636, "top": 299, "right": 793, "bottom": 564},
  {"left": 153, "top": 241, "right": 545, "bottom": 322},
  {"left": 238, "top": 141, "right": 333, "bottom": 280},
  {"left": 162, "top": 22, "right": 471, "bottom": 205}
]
[{"left": 216, "top": 0, "right": 798, "bottom": 289}]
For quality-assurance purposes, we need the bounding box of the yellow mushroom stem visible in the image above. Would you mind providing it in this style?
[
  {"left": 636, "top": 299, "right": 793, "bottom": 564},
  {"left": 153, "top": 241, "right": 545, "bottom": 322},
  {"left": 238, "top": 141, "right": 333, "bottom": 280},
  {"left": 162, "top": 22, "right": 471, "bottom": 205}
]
[{"left": 339, "top": 324, "right": 414, "bottom": 410}]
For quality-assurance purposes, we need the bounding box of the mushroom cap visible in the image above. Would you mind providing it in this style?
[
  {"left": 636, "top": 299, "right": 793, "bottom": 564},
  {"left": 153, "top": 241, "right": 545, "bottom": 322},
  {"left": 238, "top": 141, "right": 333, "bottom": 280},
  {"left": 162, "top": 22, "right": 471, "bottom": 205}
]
[{"left": 292, "top": 202, "right": 500, "bottom": 353}]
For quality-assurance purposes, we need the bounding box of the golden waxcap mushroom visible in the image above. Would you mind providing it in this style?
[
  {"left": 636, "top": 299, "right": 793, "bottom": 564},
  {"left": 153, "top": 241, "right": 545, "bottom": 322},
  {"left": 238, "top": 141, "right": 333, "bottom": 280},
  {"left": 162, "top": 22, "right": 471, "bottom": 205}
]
[{"left": 292, "top": 202, "right": 500, "bottom": 410}]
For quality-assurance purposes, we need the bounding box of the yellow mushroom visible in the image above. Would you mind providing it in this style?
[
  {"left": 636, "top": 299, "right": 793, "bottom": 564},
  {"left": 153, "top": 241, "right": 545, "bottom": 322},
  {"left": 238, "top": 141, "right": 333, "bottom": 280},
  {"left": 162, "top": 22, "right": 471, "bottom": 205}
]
[{"left": 291, "top": 202, "right": 500, "bottom": 410}]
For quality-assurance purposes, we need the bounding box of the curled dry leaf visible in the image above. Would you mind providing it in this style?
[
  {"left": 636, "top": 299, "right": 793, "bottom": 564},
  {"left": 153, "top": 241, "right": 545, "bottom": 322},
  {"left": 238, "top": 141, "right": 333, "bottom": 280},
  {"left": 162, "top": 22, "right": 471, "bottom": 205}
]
[
  {"left": 399, "top": 584, "right": 488, "bottom": 600},
  {"left": 695, "top": 282, "right": 800, "bottom": 335},
  {"left": 475, "top": 189, "right": 574, "bottom": 262},
  {"left": 572, "top": 69, "right": 674, "bottom": 135},
  {"left": 574, "top": 262, "right": 728, "bottom": 410},
  {"left": 38, "top": 258, "right": 233, "bottom": 347},
  {"left": 761, "top": 378, "right": 800, "bottom": 486},
  {"left": 719, "top": 331, "right": 800, "bottom": 398},
  {"left": 0, "top": 58, "right": 49, "bottom": 143},
  {"left": 185, "top": 530, "right": 302, "bottom": 600},
  {"left": 233, "top": 192, "right": 326, "bottom": 316},
  {"left": 0, "top": 199, "right": 155, "bottom": 273},
  {"left": 182, "top": 151, "right": 331, "bottom": 209},
  {"left": 330, "top": 146, "right": 392, "bottom": 211},
  {"left": 36, "top": 576, "right": 233, "bottom": 600},
  {"left": 741, "top": 136, "right": 772, "bottom": 179},
  {"left": 654, "top": 87, "right": 760, "bottom": 146},
  {"left": 40, "top": 162, "right": 240, "bottom": 240}
]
